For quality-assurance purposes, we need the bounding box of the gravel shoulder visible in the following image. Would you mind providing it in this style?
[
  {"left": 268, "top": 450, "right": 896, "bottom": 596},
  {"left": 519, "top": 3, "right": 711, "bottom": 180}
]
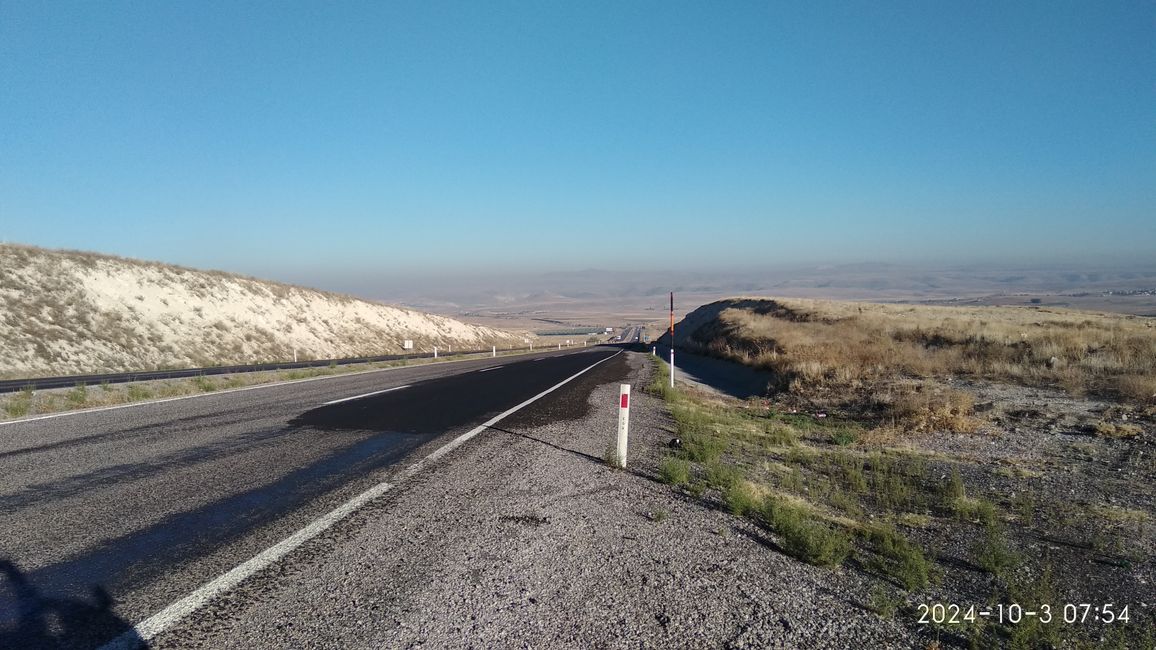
[{"left": 152, "top": 351, "right": 914, "bottom": 649}]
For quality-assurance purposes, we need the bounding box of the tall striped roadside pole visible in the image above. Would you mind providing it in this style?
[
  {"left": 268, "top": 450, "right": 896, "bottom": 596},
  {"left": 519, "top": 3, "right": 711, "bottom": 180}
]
[{"left": 669, "top": 292, "right": 675, "bottom": 388}]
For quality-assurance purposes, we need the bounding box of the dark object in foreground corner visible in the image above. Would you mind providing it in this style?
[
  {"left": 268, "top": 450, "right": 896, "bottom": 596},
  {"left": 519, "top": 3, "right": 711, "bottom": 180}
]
[
  {"left": 0, "top": 558, "right": 146, "bottom": 650},
  {"left": 668, "top": 437, "right": 682, "bottom": 449}
]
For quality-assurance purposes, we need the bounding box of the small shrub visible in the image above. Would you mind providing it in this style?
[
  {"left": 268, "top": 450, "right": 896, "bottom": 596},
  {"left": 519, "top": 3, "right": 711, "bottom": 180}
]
[
  {"left": 1094, "top": 420, "right": 1143, "bottom": 439},
  {"left": 659, "top": 456, "right": 691, "bottom": 486},
  {"left": 954, "top": 497, "right": 998, "bottom": 527},
  {"left": 126, "top": 384, "right": 152, "bottom": 401},
  {"left": 647, "top": 358, "right": 677, "bottom": 400},
  {"left": 724, "top": 481, "right": 761, "bottom": 517},
  {"left": 763, "top": 420, "right": 799, "bottom": 446},
  {"left": 974, "top": 524, "right": 1018, "bottom": 578},
  {"left": 4, "top": 396, "right": 31, "bottom": 418},
  {"left": 193, "top": 376, "right": 217, "bottom": 392},
  {"left": 1006, "top": 565, "right": 1063, "bottom": 649},
  {"left": 831, "top": 429, "right": 857, "bottom": 446},
  {"left": 759, "top": 495, "right": 852, "bottom": 567},
  {"left": 67, "top": 383, "right": 87, "bottom": 407},
  {"left": 826, "top": 489, "right": 863, "bottom": 516},
  {"left": 866, "top": 525, "right": 931, "bottom": 590},
  {"left": 705, "top": 460, "right": 742, "bottom": 490},
  {"left": 681, "top": 431, "right": 726, "bottom": 464}
]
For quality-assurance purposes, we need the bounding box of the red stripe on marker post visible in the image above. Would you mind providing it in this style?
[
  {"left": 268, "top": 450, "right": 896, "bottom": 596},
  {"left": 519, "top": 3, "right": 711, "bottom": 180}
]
[{"left": 620, "top": 394, "right": 629, "bottom": 409}]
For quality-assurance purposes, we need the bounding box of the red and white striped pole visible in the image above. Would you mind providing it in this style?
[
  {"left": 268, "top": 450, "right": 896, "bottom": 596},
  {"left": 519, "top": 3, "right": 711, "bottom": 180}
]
[
  {"left": 616, "top": 384, "right": 631, "bottom": 468},
  {"left": 669, "top": 292, "right": 675, "bottom": 388}
]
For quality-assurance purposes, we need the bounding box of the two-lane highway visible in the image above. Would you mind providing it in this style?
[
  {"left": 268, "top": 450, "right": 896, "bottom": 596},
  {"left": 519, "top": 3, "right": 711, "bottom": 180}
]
[{"left": 0, "top": 347, "right": 623, "bottom": 649}]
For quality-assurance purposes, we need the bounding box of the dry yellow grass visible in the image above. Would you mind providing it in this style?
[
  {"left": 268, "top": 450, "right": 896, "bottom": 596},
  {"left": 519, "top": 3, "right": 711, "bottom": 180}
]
[{"left": 685, "top": 297, "right": 1156, "bottom": 407}]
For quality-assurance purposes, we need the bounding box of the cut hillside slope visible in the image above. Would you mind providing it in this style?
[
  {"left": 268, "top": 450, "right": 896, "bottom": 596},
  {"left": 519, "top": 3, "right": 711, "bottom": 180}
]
[{"left": 0, "top": 244, "right": 525, "bottom": 378}]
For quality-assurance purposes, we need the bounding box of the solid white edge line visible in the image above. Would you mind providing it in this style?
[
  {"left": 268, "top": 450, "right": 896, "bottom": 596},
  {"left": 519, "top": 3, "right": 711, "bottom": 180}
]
[
  {"left": 0, "top": 348, "right": 578, "bottom": 427},
  {"left": 477, "top": 365, "right": 503, "bottom": 372},
  {"left": 98, "top": 349, "right": 622, "bottom": 650},
  {"left": 321, "top": 384, "right": 410, "bottom": 406}
]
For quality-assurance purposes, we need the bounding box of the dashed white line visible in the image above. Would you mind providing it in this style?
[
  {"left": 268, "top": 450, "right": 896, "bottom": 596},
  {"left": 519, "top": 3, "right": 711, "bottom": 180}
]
[
  {"left": 321, "top": 384, "right": 410, "bottom": 406},
  {"left": 97, "top": 350, "right": 621, "bottom": 650},
  {"left": 478, "top": 366, "right": 503, "bottom": 372}
]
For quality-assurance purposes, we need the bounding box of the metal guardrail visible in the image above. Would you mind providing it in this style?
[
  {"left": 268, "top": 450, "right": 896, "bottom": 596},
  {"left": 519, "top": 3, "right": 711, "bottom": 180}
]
[{"left": 0, "top": 347, "right": 517, "bottom": 394}]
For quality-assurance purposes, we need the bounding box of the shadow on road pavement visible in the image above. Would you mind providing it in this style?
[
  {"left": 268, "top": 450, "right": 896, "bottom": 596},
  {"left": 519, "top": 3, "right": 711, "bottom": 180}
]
[{"left": 0, "top": 558, "right": 145, "bottom": 650}]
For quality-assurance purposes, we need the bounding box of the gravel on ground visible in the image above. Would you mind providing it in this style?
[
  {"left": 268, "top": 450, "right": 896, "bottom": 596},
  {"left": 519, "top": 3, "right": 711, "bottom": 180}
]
[{"left": 152, "top": 351, "right": 914, "bottom": 649}]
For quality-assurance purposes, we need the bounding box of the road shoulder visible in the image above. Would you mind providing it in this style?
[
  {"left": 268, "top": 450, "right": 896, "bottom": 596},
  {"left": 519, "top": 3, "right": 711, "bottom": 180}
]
[{"left": 151, "top": 351, "right": 913, "bottom": 649}]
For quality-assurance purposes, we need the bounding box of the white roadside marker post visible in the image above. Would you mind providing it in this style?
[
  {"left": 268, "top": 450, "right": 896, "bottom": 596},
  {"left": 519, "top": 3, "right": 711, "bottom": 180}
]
[
  {"left": 492, "top": 346, "right": 496, "bottom": 358},
  {"left": 558, "top": 343, "right": 561, "bottom": 350},
  {"left": 293, "top": 348, "right": 297, "bottom": 363},
  {"left": 433, "top": 346, "right": 438, "bottom": 359},
  {"left": 616, "top": 384, "right": 631, "bottom": 468}
]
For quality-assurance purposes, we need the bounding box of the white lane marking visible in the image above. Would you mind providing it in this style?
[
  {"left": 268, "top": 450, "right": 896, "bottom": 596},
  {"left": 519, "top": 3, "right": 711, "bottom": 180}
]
[
  {"left": 98, "top": 349, "right": 622, "bottom": 650},
  {"left": 0, "top": 349, "right": 551, "bottom": 427},
  {"left": 478, "top": 366, "right": 503, "bottom": 372},
  {"left": 321, "top": 385, "right": 410, "bottom": 406},
  {"left": 533, "top": 358, "right": 546, "bottom": 361}
]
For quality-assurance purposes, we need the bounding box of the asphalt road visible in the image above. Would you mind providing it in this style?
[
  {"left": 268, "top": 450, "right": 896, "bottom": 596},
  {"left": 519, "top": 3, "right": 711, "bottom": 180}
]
[
  {"left": 0, "top": 346, "right": 618, "bottom": 649},
  {"left": 0, "top": 347, "right": 505, "bottom": 394}
]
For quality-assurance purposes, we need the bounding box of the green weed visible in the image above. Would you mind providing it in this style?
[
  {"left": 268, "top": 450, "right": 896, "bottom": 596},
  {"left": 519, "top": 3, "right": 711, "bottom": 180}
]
[
  {"left": 865, "top": 524, "right": 931, "bottom": 590},
  {"left": 759, "top": 495, "right": 852, "bottom": 567},
  {"left": 659, "top": 456, "right": 691, "bottom": 486}
]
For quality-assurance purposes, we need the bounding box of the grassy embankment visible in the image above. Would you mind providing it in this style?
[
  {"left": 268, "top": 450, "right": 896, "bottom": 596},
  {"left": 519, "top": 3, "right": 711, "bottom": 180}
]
[
  {"left": 642, "top": 297, "right": 1155, "bottom": 649},
  {"left": 690, "top": 298, "right": 1156, "bottom": 410}
]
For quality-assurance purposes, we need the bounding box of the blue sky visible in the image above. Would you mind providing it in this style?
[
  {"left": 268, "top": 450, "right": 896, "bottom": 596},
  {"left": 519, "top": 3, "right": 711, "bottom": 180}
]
[{"left": 1, "top": 1, "right": 1153, "bottom": 281}]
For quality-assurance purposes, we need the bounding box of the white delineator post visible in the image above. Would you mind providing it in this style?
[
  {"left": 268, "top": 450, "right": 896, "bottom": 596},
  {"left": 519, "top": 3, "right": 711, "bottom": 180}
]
[
  {"left": 492, "top": 345, "right": 496, "bottom": 358},
  {"left": 433, "top": 346, "right": 438, "bottom": 359},
  {"left": 670, "top": 348, "right": 675, "bottom": 388},
  {"left": 616, "top": 384, "right": 631, "bottom": 468}
]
